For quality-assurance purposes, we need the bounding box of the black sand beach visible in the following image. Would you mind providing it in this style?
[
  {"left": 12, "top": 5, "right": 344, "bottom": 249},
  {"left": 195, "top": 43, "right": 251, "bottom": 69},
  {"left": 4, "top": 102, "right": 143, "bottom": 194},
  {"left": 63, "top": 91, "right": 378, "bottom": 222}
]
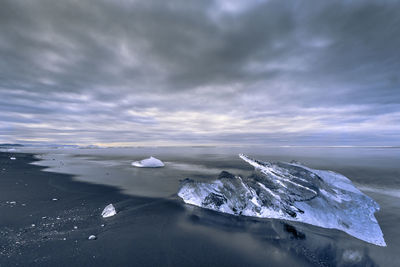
[
  {"left": 0, "top": 152, "right": 292, "bottom": 266},
  {"left": 0, "top": 151, "right": 391, "bottom": 266}
]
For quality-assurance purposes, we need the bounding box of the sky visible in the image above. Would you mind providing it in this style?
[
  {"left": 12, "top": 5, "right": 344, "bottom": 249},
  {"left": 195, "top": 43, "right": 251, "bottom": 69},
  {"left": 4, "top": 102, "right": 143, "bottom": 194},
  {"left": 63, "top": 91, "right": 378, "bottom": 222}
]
[{"left": 1, "top": 0, "right": 399, "bottom": 146}]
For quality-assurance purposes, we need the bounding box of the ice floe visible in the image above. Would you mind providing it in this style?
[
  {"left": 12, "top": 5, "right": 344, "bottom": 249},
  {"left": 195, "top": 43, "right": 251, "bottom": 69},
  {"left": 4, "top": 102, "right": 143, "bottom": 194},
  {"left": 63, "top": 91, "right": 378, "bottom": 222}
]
[
  {"left": 131, "top": 156, "right": 164, "bottom": 168},
  {"left": 178, "top": 154, "right": 386, "bottom": 246}
]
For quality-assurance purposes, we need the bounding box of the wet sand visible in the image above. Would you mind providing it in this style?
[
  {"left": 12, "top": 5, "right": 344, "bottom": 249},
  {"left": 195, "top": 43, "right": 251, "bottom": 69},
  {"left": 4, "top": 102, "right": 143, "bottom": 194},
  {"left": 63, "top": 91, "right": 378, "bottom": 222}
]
[{"left": 0, "top": 152, "right": 384, "bottom": 266}]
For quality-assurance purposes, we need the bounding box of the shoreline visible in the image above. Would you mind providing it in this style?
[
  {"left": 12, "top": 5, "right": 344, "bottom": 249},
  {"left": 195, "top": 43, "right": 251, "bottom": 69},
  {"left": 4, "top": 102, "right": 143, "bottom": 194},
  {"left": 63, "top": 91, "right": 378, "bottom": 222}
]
[
  {"left": 0, "top": 152, "right": 156, "bottom": 266},
  {"left": 1, "top": 152, "right": 291, "bottom": 267},
  {"left": 0, "top": 151, "right": 385, "bottom": 266}
]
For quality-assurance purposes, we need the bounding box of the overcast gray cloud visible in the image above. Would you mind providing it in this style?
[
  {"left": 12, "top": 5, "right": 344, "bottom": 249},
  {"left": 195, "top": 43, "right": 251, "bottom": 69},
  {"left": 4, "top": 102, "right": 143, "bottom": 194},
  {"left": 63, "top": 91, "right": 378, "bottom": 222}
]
[{"left": 1, "top": 0, "right": 399, "bottom": 146}]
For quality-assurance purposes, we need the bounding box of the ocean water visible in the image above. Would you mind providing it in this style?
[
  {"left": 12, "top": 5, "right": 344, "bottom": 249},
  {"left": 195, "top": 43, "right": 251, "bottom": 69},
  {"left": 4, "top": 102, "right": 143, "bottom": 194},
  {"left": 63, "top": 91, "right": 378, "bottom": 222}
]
[{"left": 19, "top": 146, "right": 400, "bottom": 266}]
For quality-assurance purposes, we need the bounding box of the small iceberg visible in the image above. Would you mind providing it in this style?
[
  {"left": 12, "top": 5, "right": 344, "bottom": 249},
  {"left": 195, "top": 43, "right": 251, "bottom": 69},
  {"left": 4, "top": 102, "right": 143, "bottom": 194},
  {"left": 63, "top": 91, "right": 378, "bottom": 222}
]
[
  {"left": 178, "top": 154, "right": 386, "bottom": 246},
  {"left": 88, "top": 235, "right": 97, "bottom": 240},
  {"left": 10, "top": 157, "right": 16, "bottom": 160},
  {"left": 131, "top": 156, "right": 164, "bottom": 168},
  {"left": 101, "top": 204, "right": 117, "bottom": 218}
]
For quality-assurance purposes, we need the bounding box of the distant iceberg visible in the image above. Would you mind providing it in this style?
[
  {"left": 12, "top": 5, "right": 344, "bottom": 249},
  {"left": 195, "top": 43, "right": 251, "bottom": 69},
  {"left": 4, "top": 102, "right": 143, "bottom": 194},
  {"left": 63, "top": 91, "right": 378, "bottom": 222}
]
[
  {"left": 178, "top": 154, "right": 386, "bottom": 246},
  {"left": 131, "top": 156, "right": 164, "bottom": 168}
]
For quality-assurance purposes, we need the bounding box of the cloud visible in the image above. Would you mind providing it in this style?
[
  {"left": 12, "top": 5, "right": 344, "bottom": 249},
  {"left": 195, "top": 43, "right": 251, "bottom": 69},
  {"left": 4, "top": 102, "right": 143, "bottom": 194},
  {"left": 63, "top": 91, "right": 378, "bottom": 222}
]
[{"left": 0, "top": 0, "right": 399, "bottom": 146}]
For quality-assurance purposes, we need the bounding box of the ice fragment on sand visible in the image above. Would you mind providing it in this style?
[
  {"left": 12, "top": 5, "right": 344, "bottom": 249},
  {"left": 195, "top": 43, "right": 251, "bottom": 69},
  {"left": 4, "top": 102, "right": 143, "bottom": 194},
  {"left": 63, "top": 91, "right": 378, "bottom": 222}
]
[
  {"left": 178, "top": 154, "right": 386, "bottom": 246},
  {"left": 101, "top": 204, "right": 117, "bottom": 218},
  {"left": 131, "top": 156, "right": 164, "bottom": 168},
  {"left": 342, "top": 250, "right": 363, "bottom": 263}
]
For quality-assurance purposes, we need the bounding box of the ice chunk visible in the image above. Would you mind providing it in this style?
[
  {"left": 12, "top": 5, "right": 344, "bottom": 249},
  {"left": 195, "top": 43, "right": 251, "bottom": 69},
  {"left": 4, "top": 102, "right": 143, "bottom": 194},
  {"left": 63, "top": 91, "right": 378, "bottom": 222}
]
[
  {"left": 178, "top": 154, "right": 386, "bottom": 246},
  {"left": 342, "top": 250, "right": 363, "bottom": 263},
  {"left": 101, "top": 204, "right": 117, "bottom": 218},
  {"left": 88, "top": 235, "right": 96, "bottom": 240},
  {"left": 10, "top": 157, "right": 16, "bottom": 160},
  {"left": 131, "top": 156, "right": 164, "bottom": 168}
]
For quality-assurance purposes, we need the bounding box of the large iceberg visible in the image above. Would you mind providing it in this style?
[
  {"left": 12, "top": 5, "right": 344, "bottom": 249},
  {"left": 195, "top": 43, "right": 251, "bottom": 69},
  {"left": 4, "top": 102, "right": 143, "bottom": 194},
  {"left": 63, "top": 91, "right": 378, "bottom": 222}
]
[
  {"left": 131, "top": 156, "right": 165, "bottom": 168},
  {"left": 178, "top": 154, "right": 386, "bottom": 246}
]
